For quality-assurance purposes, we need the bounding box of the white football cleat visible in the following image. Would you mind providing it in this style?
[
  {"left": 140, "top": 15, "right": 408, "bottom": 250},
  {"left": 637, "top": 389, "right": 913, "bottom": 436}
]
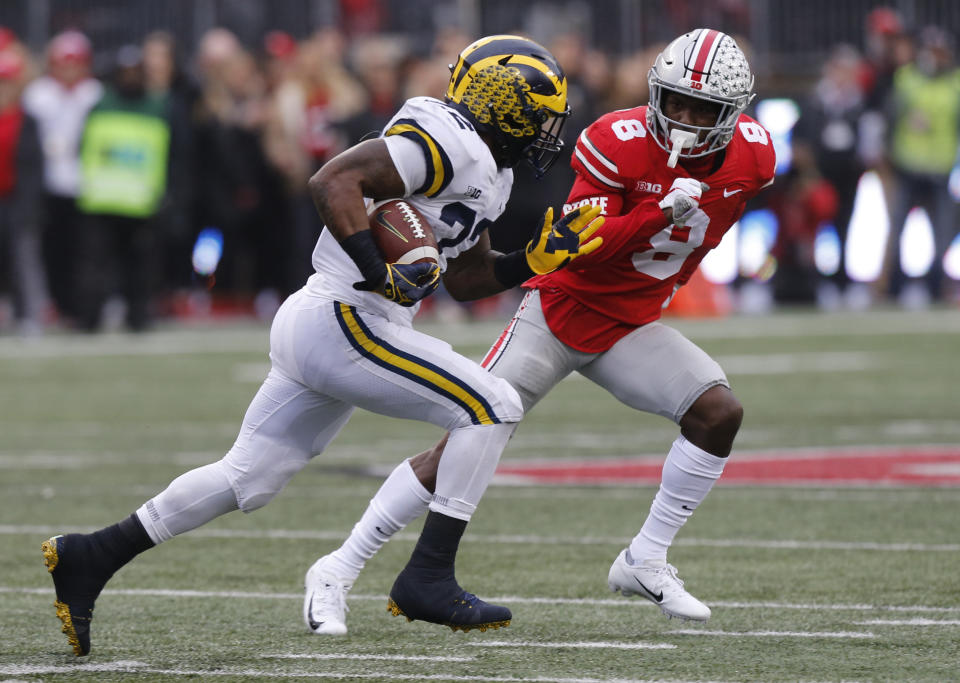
[
  {"left": 303, "top": 555, "right": 351, "bottom": 635},
  {"left": 607, "top": 549, "right": 711, "bottom": 622}
]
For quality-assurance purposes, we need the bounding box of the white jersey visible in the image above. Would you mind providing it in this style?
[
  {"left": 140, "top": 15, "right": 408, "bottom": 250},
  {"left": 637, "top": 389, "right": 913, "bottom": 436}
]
[
  {"left": 305, "top": 96, "right": 514, "bottom": 325},
  {"left": 22, "top": 75, "right": 103, "bottom": 197}
]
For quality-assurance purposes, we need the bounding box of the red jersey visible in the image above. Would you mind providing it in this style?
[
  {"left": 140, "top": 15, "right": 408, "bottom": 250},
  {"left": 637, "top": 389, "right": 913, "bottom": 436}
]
[
  {"left": 0, "top": 105, "right": 22, "bottom": 196},
  {"left": 528, "top": 106, "right": 776, "bottom": 352}
]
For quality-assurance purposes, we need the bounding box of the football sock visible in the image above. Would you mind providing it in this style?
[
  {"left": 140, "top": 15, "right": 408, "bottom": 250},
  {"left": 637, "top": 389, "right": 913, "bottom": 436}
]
[
  {"left": 629, "top": 436, "right": 728, "bottom": 564},
  {"left": 430, "top": 422, "right": 516, "bottom": 521},
  {"left": 401, "top": 510, "right": 466, "bottom": 581},
  {"left": 136, "top": 461, "right": 239, "bottom": 544},
  {"left": 330, "top": 459, "right": 432, "bottom": 580},
  {"left": 85, "top": 513, "right": 155, "bottom": 576}
]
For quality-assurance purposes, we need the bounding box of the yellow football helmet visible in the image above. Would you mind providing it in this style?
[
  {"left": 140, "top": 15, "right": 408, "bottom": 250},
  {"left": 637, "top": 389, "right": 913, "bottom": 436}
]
[{"left": 446, "top": 35, "right": 569, "bottom": 176}]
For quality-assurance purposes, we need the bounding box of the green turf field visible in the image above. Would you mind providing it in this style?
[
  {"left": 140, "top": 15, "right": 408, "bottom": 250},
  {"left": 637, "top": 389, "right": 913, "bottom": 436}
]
[{"left": 2, "top": 308, "right": 959, "bottom": 682}]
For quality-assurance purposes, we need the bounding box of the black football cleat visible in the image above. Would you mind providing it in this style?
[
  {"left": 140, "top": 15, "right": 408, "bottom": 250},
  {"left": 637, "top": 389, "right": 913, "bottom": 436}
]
[
  {"left": 41, "top": 534, "right": 109, "bottom": 656},
  {"left": 387, "top": 568, "right": 511, "bottom": 633}
]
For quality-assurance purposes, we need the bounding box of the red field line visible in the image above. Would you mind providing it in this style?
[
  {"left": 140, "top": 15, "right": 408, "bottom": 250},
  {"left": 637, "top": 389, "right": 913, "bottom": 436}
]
[{"left": 495, "top": 445, "right": 960, "bottom": 487}]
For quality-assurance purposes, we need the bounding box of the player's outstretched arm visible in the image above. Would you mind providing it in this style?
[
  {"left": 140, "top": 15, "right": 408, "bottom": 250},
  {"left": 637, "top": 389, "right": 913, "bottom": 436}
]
[
  {"left": 441, "top": 205, "right": 604, "bottom": 301},
  {"left": 524, "top": 205, "right": 605, "bottom": 274}
]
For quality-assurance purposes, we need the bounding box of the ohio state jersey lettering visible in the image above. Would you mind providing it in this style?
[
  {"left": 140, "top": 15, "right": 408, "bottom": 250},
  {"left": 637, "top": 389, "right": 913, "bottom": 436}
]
[{"left": 563, "top": 196, "right": 610, "bottom": 215}]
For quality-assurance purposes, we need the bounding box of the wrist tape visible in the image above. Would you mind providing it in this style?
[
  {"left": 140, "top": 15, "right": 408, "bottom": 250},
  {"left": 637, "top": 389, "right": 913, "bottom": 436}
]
[
  {"left": 340, "top": 230, "right": 387, "bottom": 284},
  {"left": 494, "top": 249, "right": 536, "bottom": 288}
]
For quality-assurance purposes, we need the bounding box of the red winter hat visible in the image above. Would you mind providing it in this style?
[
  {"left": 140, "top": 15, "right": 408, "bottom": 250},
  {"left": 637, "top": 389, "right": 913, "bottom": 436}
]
[
  {"left": 867, "top": 7, "right": 903, "bottom": 37},
  {"left": 264, "top": 30, "right": 297, "bottom": 60},
  {"left": 0, "top": 50, "right": 24, "bottom": 80},
  {"left": 0, "top": 27, "right": 16, "bottom": 52},
  {"left": 49, "top": 30, "right": 92, "bottom": 63}
]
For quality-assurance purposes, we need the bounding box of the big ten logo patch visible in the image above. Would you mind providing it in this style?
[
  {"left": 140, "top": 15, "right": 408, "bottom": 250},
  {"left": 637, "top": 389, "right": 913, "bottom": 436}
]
[{"left": 636, "top": 181, "right": 662, "bottom": 194}]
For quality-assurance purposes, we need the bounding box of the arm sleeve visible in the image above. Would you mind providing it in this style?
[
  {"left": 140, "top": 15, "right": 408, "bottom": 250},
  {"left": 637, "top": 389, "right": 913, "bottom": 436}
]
[
  {"left": 382, "top": 110, "right": 456, "bottom": 198},
  {"left": 382, "top": 133, "right": 428, "bottom": 198},
  {"left": 751, "top": 123, "right": 778, "bottom": 195},
  {"left": 570, "top": 123, "right": 634, "bottom": 191},
  {"left": 559, "top": 173, "right": 667, "bottom": 268}
]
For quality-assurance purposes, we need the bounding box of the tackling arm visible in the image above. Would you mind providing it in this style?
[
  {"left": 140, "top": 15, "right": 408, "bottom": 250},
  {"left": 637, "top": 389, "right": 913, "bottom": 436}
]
[
  {"left": 441, "top": 232, "right": 503, "bottom": 302},
  {"left": 443, "top": 205, "right": 604, "bottom": 301},
  {"left": 554, "top": 174, "right": 671, "bottom": 269}
]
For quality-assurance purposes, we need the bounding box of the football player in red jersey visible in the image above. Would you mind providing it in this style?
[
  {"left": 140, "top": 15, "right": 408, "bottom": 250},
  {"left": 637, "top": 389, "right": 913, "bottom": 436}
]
[{"left": 305, "top": 28, "right": 776, "bottom": 632}]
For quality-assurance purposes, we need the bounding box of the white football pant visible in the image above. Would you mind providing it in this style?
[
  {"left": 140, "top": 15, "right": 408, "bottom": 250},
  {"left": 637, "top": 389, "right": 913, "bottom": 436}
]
[{"left": 136, "top": 289, "right": 522, "bottom": 543}]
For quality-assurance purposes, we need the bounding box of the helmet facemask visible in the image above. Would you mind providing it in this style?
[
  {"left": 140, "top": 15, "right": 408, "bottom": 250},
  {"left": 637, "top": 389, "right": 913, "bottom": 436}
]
[
  {"left": 522, "top": 107, "right": 567, "bottom": 177},
  {"left": 648, "top": 77, "right": 749, "bottom": 158},
  {"left": 487, "top": 76, "right": 569, "bottom": 177}
]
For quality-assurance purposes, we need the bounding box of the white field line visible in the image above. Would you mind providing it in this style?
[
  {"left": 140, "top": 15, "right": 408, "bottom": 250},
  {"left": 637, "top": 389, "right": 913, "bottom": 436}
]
[
  {"left": 0, "top": 330, "right": 269, "bottom": 359},
  {"left": 3, "top": 523, "right": 958, "bottom": 553},
  {"left": 675, "top": 538, "right": 960, "bottom": 552},
  {"left": 261, "top": 653, "right": 476, "bottom": 662},
  {"left": 6, "top": 481, "right": 960, "bottom": 505},
  {"left": 0, "top": 662, "right": 717, "bottom": 683},
  {"left": 558, "top": 352, "right": 877, "bottom": 377},
  {"left": 1, "top": 310, "right": 957, "bottom": 361},
  {"left": 9, "top": 438, "right": 960, "bottom": 472},
  {"left": 666, "top": 311, "right": 960, "bottom": 339},
  {"left": 854, "top": 618, "right": 960, "bottom": 626},
  {"left": 469, "top": 640, "right": 675, "bottom": 650},
  {"left": 668, "top": 629, "right": 875, "bottom": 639},
  {"left": 715, "top": 351, "right": 876, "bottom": 374},
  {"left": 495, "top": 442, "right": 960, "bottom": 466},
  {"left": 583, "top": 352, "right": 881, "bottom": 376},
  {"left": 5, "top": 482, "right": 960, "bottom": 506},
  {"left": 0, "top": 340, "right": 902, "bottom": 378},
  {"left": 5, "top": 585, "right": 960, "bottom": 615},
  {"left": 706, "top": 601, "right": 960, "bottom": 614}
]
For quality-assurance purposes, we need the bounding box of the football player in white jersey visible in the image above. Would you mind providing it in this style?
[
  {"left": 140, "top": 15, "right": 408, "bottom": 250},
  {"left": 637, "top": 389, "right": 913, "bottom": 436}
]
[
  {"left": 40, "top": 35, "right": 604, "bottom": 656},
  {"left": 304, "top": 28, "right": 776, "bottom": 635}
]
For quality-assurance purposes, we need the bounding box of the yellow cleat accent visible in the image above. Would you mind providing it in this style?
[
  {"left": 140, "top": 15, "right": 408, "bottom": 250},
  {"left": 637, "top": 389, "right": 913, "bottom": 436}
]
[
  {"left": 446, "top": 619, "right": 510, "bottom": 633},
  {"left": 387, "top": 598, "right": 413, "bottom": 621},
  {"left": 41, "top": 536, "right": 61, "bottom": 572},
  {"left": 53, "top": 599, "right": 84, "bottom": 656},
  {"left": 41, "top": 535, "right": 90, "bottom": 657},
  {"left": 388, "top": 597, "right": 511, "bottom": 633}
]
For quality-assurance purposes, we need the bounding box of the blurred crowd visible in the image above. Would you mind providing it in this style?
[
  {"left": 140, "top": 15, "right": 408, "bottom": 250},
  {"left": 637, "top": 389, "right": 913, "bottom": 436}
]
[
  {"left": 0, "top": 7, "right": 958, "bottom": 335},
  {"left": 770, "top": 7, "right": 960, "bottom": 309},
  {"left": 0, "top": 22, "right": 620, "bottom": 334}
]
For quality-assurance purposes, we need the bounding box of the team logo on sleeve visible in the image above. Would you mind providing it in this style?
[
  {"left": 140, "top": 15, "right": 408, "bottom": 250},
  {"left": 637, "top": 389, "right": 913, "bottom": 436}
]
[
  {"left": 563, "top": 196, "right": 609, "bottom": 215},
  {"left": 636, "top": 181, "right": 663, "bottom": 194}
]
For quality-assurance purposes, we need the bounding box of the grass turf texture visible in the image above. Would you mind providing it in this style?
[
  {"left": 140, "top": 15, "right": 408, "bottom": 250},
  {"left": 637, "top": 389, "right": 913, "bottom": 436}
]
[{"left": 1, "top": 308, "right": 959, "bottom": 682}]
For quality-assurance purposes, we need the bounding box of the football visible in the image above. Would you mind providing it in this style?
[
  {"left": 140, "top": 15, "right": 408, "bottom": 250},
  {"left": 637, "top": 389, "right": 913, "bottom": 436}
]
[{"left": 367, "top": 199, "right": 439, "bottom": 266}]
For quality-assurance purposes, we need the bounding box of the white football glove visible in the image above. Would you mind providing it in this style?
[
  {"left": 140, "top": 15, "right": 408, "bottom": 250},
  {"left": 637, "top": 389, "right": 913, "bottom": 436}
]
[{"left": 658, "top": 178, "right": 710, "bottom": 227}]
